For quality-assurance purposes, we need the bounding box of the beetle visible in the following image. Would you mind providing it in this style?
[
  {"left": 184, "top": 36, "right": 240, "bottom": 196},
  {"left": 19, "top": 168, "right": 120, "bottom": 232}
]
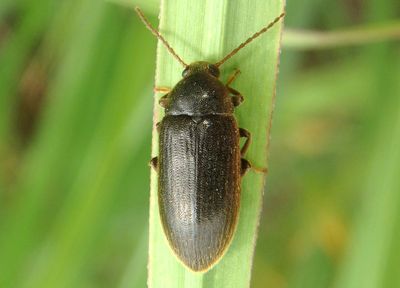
[{"left": 135, "top": 7, "right": 285, "bottom": 272}]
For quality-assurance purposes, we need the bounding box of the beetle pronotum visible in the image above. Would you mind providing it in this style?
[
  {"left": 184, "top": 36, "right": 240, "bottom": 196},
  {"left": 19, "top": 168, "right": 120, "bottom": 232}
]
[{"left": 136, "top": 7, "right": 284, "bottom": 272}]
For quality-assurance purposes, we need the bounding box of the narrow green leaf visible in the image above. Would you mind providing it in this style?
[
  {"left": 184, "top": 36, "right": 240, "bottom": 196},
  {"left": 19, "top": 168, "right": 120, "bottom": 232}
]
[
  {"left": 0, "top": 1, "right": 155, "bottom": 287},
  {"left": 148, "top": 0, "right": 285, "bottom": 286},
  {"left": 335, "top": 56, "right": 400, "bottom": 288},
  {"left": 0, "top": 0, "right": 54, "bottom": 149}
]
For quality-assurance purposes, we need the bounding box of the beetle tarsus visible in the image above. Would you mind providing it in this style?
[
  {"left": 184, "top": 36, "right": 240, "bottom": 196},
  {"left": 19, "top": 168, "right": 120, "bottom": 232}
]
[
  {"left": 239, "top": 128, "right": 251, "bottom": 155},
  {"left": 241, "top": 159, "right": 268, "bottom": 175},
  {"left": 150, "top": 157, "right": 158, "bottom": 171},
  {"left": 252, "top": 166, "right": 268, "bottom": 174},
  {"left": 156, "top": 122, "right": 161, "bottom": 133}
]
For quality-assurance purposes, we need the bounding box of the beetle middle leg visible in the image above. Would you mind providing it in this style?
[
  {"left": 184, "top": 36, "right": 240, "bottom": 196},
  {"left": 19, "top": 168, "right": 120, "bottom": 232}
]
[
  {"left": 239, "top": 128, "right": 251, "bottom": 176},
  {"left": 239, "top": 128, "right": 251, "bottom": 156},
  {"left": 150, "top": 124, "right": 161, "bottom": 171},
  {"left": 150, "top": 157, "right": 158, "bottom": 171}
]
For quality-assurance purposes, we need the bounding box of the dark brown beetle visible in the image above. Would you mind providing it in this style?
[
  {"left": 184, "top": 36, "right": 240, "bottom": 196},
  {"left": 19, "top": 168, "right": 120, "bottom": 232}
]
[{"left": 135, "top": 8, "right": 284, "bottom": 272}]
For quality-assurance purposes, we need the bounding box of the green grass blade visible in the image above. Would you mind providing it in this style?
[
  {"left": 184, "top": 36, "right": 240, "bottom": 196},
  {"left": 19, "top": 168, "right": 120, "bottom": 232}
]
[
  {"left": 334, "top": 54, "right": 400, "bottom": 288},
  {"left": 148, "top": 0, "right": 285, "bottom": 286},
  {"left": 0, "top": 1, "right": 156, "bottom": 287},
  {"left": 0, "top": 0, "right": 53, "bottom": 150},
  {"left": 282, "top": 21, "right": 400, "bottom": 50}
]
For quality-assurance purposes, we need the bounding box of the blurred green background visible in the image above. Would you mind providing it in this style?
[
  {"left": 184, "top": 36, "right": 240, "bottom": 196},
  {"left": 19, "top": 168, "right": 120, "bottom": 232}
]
[{"left": 0, "top": 0, "right": 399, "bottom": 287}]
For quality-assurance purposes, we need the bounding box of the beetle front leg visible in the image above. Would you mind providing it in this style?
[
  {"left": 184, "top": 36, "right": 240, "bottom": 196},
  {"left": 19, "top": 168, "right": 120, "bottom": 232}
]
[
  {"left": 226, "top": 69, "right": 241, "bottom": 86},
  {"left": 226, "top": 69, "right": 244, "bottom": 107},
  {"left": 228, "top": 87, "right": 244, "bottom": 107},
  {"left": 154, "top": 86, "right": 171, "bottom": 93},
  {"left": 159, "top": 94, "right": 170, "bottom": 108},
  {"left": 239, "top": 128, "right": 251, "bottom": 156},
  {"left": 155, "top": 86, "right": 171, "bottom": 108},
  {"left": 150, "top": 157, "right": 158, "bottom": 172}
]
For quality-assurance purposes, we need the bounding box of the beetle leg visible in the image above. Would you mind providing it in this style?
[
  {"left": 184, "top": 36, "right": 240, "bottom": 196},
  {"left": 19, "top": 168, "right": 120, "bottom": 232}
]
[
  {"left": 228, "top": 87, "right": 244, "bottom": 107},
  {"left": 149, "top": 157, "right": 158, "bottom": 171},
  {"left": 241, "top": 158, "right": 251, "bottom": 176},
  {"left": 226, "top": 69, "right": 244, "bottom": 107},
  {"left": 226, "top": 69, "right": 241, "bottom": 86},
  {"left": 156, "top": 122, "right": 161, "bottom": 133},
  {"left": 239, "top": 127, "right": 252, "bottom": 176},
  {"left": 159, "top": 94, "right": 169, "bottom": 108},
  {"left": 239, "top": 128, "right": 251, "bottom": 156},
  {"left": 241, "top": 159, "right": 268, "bottom": 176},
  {"left": 154, "top": 86, "right": 171, "bottom": 93}
]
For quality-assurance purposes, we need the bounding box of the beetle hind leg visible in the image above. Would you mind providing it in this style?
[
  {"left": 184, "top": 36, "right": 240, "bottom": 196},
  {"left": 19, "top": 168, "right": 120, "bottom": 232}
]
[
  {"left": 241, "top": 158, "right": 251, "bottom": 176},
  {"left": 239, "top": 129, "right": 267, "bottom": 175},
  {"left": 241, "top": 159, "right": 268, "bottom": 176}
]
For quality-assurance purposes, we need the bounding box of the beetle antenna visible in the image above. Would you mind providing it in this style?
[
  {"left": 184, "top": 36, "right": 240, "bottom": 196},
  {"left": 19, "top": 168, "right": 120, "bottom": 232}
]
[
  {"left": 135, "top": 7, "right": 188, "bottom": 67},
  {"left": 215, "top": 12, "right": 285, "bottom": 67}
]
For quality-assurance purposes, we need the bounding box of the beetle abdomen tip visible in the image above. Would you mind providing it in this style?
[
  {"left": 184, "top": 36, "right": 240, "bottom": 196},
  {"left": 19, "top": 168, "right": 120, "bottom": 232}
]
[{"left": 163, "top": 215, "right": 239, "bottom": 272}]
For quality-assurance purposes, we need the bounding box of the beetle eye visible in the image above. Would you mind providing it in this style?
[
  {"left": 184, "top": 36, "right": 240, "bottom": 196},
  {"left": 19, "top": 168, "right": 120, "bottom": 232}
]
[
  {"left": 208, "top": 64, "right": 220, "bottom": 77},
  {"left": 182, "top": 67, "right": 190, "bottom": 77}
]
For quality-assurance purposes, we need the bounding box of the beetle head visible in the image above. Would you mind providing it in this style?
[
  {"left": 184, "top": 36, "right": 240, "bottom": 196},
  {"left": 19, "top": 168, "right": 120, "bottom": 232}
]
[
  {"left": 182, "top": 62, "right": 220, "bottom": 78},
  {"left": 135, "top": 7, "right": 285, "bottom": 70}
]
